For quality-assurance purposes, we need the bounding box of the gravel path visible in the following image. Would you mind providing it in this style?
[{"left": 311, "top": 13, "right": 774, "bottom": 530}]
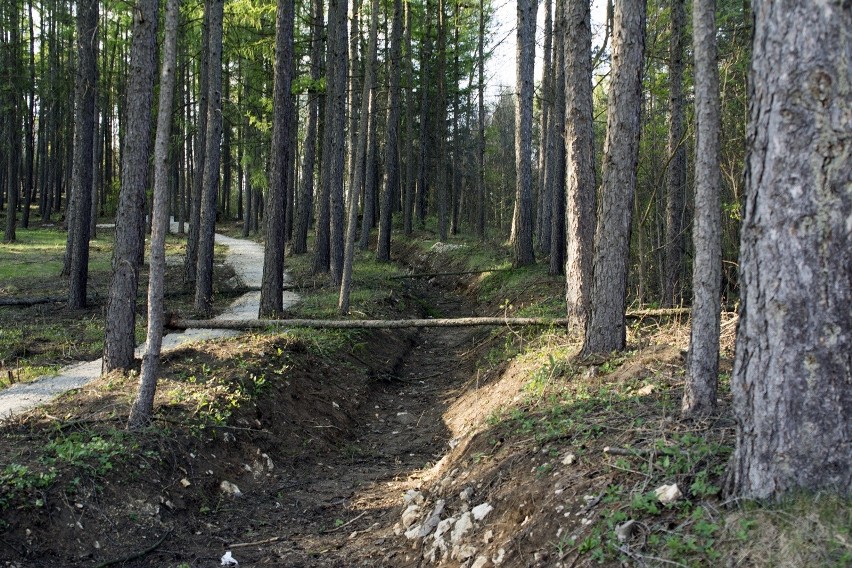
[{"left": 0, "top": 229, "right": 297, "bottom": 421}]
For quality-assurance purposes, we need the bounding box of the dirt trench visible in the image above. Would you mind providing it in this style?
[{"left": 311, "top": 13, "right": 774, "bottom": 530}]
[{"left": 239, "top": 285, "right": 483, "bottom": 567}]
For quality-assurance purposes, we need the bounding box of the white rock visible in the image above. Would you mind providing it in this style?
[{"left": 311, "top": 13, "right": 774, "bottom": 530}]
[
  {"left": 616, "top": 520, "right": 636, "bottom": 543},
  {"left": 219, "top": 481, "right": 242, "bottom": 497},
  {"left": 471, "top": 555, "right": 490, "bottom": 568},
  {"left": 401, "top": 504, "right": 421, "bottom": 528},
  {"left": 405, "top": 499, "right": 445, "bottom": 539},
  {"left": 561, "top": 453, "right": 576, "bottom": 466},
  {"left": 221, "top": 550, "right": 239, "bottom": 566},
  {"left": 452, "top": 544, "right": 477, "bottom": 561},
  {"left": 403, "top": 490, "right": 424, "bottom": 506},
  {"left": 451, "top": 512, "right": 473, "bottom": 543},
  {"left": 261, "top": 453, "right": 274, "bottom": 471},
  {"left": 483, "top": 529, "right": 494, "bottom": 543},
  {"left": 472, "top": 503, "right": 493, "bottom": 521},
  {"left": 459, "top": 486, "right": 474, "bottom": 502},
  {"left": 493, "top": 548, "right": 506, "bottom": 565},
  {"left": 654, "top": 483, "right": 682, "bottom": 504},
  {"left": 396, "top": 412, "right": 416, "bottom": 425},
  {"left": 435, "top": 517, "right": 456, "bottom": 540},
  {"left": 180, "top": 478, "right": 191, "bottom": 488}
]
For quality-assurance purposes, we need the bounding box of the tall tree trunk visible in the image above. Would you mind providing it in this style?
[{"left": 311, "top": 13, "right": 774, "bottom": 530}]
[
  {"left": 340, "top": 0, "right": 379, "bottom": 313},
  {"left": 293, "top": 0, "right": 324, "bottom": 254},
  {"left": 328, "top": 0, "right": 348, "bottom": 284},
  {"left": 536, "top": 0, "right": 553, "bottom": 254},
  {"left": 194, "top": 0, "right": 225, "bottom": 315},
  {"left": 3, "top": 0, "right": 21, "bottom": 243},
  {"left": 376, "top": 0, "right": 403, "bottom": 261},
  {"left": 731, "top": 0, "right": 851, "bottom": 500},
  {"left": 510, "top": 0, "right": 536, "bottom": 266},
  {"left": 435, "top": 0, "right": 448, "bottom": 241},
  {"left": 663, "top": 0, "right": 687, "bottom": 307},
  {"left": 185, "top": 2, "right": 209, "bottom": 283},
  {"left": 476, "top": 0, "right": 485, "bottom": 239},
  {"left": 547, "top": 0, "right": 566, "bottom": 276},
  {"left": 260, "top": 0, "right": 295, "bottom": 317},
  {"left": 415, "top": 0, "right": 433, "bottom": 227},
  {"left": 129, "top": 0, "right": 180, "bottom": 429},
  {"left": 682, "top": 0, "right": 721, "bottom": 418},
  {"left": 564, "top": 0, "right": 596, "bottom": 329},
  {"left": 402, "top": 0, "right": 415, "bottom": 236},
  {"left": 103, "top": 0, "right": 159, "bottom": 372},
  {"left": 68, "top": 0, "right": 98, "bottom": 308},
  {"left": 582, "top": 0, "right": 645, "bottom": 355},
  {"left": 359, "top": 91, "right": 378, "bottom": 248},
  {"left": 22, "top": 0, "right": 36, "bottom": 229}
]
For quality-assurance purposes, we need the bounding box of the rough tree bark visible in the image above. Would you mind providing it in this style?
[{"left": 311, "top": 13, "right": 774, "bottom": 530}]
[
  {"left": 293, "top": 0, "right": 324, "bottom": 254},
  {"left": 564, "top": 0, "right": 596, "bottom": 328},
  {"left": 185, "top": 2, "right": 209, "bottom": 283},
  {"left": 547, "top": 0, "right": 566, "bottom": 277},
  {"left": 582, "top": 0, "right": 645, "bottom": 355},
  {"left": 339, "top": 0, "right": 379, "bottom": 314},
  {"left": 663, "top": 0, "right": 687, "bottom": 307},
  {"left": 375, "top": 0, "right": 403, "bottom": 261},
  {"left": 731, "top": 0, "right": 851, "bottom": 500},
  {"left": 260, "top": 0, "right": 295, "bottom": 317},
  {"left": 103, "top": 0, "right": 158, "bottom": 372},
  {"left": 536, "top": 0, "right": 553, "bottom": 255},
  {"left": 682, "top": 0, "right": 721, "bottom": 418},
  {"left": 194, "top": 0, "right": 225, "bottom": 315},
  {"left": 510, "top": 0, "right": 536, "bottom": 267},
  {"left": 67, "top": 0, "right": 98, "bottom": 308},
  {"left": 129, "top": 0, "right": 180, "bottom": 429}
]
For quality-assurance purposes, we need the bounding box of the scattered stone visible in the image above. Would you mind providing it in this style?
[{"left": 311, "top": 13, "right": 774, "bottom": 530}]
[
  {"left": 483, "top": 529, "right": 494, "bottom": 544},
  {"left": 654, "top": 483, "right": 682, "bottom": 504},
  {"left": 452, "top": 543, "right": 477, "bottom": 562},
  {"left": 435, "top": 517, "right": 455, "bottom": 541},
  {"left": 561, "top": 453, "right": 576, "bottom": 466},
  {"left": 404, "top": 490, "right": 425, "bottom": 506},
  {"left": 261, "top": 453, "right": 274, "bottom": 471},
  {"left": 393, "top": 523, "right": 403, "bottom": 536},
  {"left": 471, "top": 556, "right": 490, "bottom": 568},
  {"left": 616, "top": 520, "right": 637, "bottom": 543},
  {"left": 180, "top": 478, "right": 191, "bottom": 488},
  {"left": 396, "top": 412, "right": 416, "bottom": 425},
  {"left": 223, "top": 432, "right": 236, "bottom": 443},
  {"left": 219, "top": 481, "right": 242, "bottom": 497},
  {"left": 472, "top": 503, "right": 493, "bottom": 521},
  {"left": 405, "top": 499, "right": 445, "bottom": 539},
  {"left": 451, "top": 512, "right": 473, "bottom": 543},
  {"left": 459, "top": 487, "right": 474, "bottom": 502},
  {"left": 401, "top": 505, "right": 421, "bottom": 528},
  {"left": 636, "top": 383, "right": 655, "bottom": 395},
  {"left": 493, "top": 548, "right": 506, "bottom": 565},
  {"left": 220, "top": 550, "right": 239, "bottom": 566}
]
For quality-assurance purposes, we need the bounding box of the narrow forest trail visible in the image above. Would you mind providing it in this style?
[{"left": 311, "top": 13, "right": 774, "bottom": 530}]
[
  {"left": 213, "top": 282, "right": 484, "bottom": 567},
  {"left": 0, "top": 228, "right": 297, "bottom": 420}
]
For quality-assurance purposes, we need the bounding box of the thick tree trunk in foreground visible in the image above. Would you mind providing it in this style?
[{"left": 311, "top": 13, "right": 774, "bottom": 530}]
[
  {"left": 563, "top": 0, "right": 596, "bottom": 328},
  {"left": 682, "top": 0, "right": 721, "bottom": 418},
  {"left": 67, "top": 0, "right": 98, "bottom": 309},
  {"left": 194, "top": 0, "right": 225, "bottom": 315},
  {"left": 731, "top": 0, "right": 851, "bottom": 500},
  {"left": 260, "top": 0, "right": 295, "bottom": 317},
  {"left": 510, "top": 0, "right": 536, "bottom": 267},
  {"left": 582, "top": 0, "right": 645, "bottom": 355},
  {"left": 103, "top": 0, "right": 158, "bottom": 372},
  {"left": 129, "top": 0, "right": 180, "bottom": 429}
]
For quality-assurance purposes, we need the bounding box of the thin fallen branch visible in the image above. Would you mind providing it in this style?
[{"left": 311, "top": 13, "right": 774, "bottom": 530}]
[
  {"left": 168, "top": 308, "right": 692, "bottom": 331},
  {"left": 0, "top": 295, "right": 99, "bottom": 307},
  {"left": 390, "top": 268, "right": 513, "bottom": 279},
  {"left": 94, "top": 529, "right": 171, "bottom": 568},
  {"left": 321, "top": 511, "right": 368, "bottom": 534},
  {"left": 603, "top": 446, "right": 651, "bottom": 457},
  {"left": 169, "top": 316, "right": 573, "bottom": 330},
  {"left": 228, "top": 535, "right": 287, "bottom": 549}
]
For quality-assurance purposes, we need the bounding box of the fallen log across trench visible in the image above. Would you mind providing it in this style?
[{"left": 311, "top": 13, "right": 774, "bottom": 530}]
[{"left": 167, "top": 308, "right": 691, "bottom": 331}]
